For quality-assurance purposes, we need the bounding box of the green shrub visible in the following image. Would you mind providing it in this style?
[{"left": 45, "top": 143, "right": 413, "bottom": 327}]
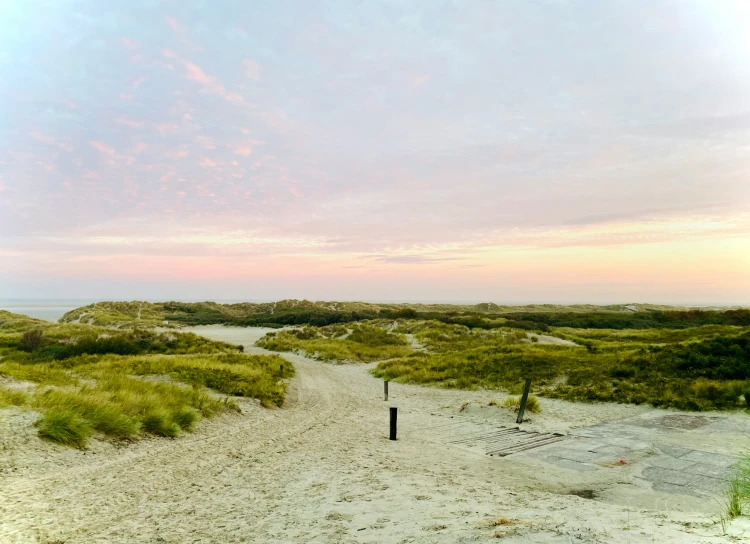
[
  {"left": 173, "top": 407, "right": 198, "bottom": 431},
  {"left": 36, "top": 409, "right": 93, "bottom": 448},
  {"left": 142, "top": 411, "right": 181, "bottom": 437},
  {"left": 20, "top": 329, "right": 45, "bottom": 352}
]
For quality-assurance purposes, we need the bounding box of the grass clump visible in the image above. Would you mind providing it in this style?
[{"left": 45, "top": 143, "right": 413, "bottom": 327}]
[
  {"left": 0, "top": 311, "right": 294, "bottom": 447},
  {"left": 257, "top": 324, "right": 412, "bottom": 363},
  {"left": 0, "top": 387, "right": 29, "bottom": 407},
  {"left": 142, "top": 411, "right": 181, "bottom": 437},
  {"left": 502, "top": 395, "right": 541, "bottom": 413},
  {"left": 36, "top": 409, "right": 94, "bottom": 448}
]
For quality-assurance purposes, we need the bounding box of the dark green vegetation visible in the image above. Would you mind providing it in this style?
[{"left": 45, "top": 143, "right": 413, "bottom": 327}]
[
  {"left": 0, "top": 311, "right": 293, "bottom": 447},
  {"left": 61, "top": 300, "right": 744, "bottom": 330},
  {"left": 248, "top": 311, "right": 750, "bottom": 411},
  {"left": 370, "top": 321, "right": 749, "bottom": 411},
  {"left": 56, "top": 301, "right": 750, "bottom": 412}
]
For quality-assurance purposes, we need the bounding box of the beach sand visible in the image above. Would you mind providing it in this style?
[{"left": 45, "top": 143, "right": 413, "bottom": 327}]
[{"left": 1, "top": 325, "right": 748, "bottom": 543}]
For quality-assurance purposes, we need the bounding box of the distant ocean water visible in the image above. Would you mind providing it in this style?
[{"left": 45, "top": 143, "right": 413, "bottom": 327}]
[{"left": 0, "top": 300, "right": 97, "bottom": 322}]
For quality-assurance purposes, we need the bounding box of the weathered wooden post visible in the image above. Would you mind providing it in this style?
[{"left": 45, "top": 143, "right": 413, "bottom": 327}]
[
  {"left": 389, "top": 407, "right": 398, "bottom": 440},
  {"left": 384, "top": 380, "right": 389, "bottom": 401},
  {"left": 516, "top": 379, "right": 532, "bottom": 424}
]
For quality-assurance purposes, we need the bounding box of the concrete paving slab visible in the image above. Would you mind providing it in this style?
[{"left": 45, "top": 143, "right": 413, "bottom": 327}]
[
  {"left": 590, "top": 444, "right": 632, "bottom": 456},
  {"left": 641, "top": 466, "right": 700, "bottom": 486},
  {"left": 651, "top": 481, "right": 703, "bottom": 497},
  {"left": 655, "top": 444, "right": 693, "bottom": 458},
  {"left": 689, "top": 476, "right": 727, "bottom": 493},
  {"left": 689, "top": 463, "right": 731, "bottom": 480},
  {"left": 564, "top": 440, "right": 607, "bottom": 452},
  {"left": 606, "top": 437, "right": 651, "bottom": 450},
  {"left": 555, "top": 449, "right": 602, "bottom": 463},
  {"left": 545, "top": 457, "right": 598, "bottom": 472},
  {"left": 680, "top": 450, "right": 735, "bottom": 467},
  {"left": 647, "top": 456, "right": 697, "bottom": 471}
]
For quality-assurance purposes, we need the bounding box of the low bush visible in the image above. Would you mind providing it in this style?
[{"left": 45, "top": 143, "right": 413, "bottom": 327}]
[{"left": 36, "top": 409, "right": 93, "bottom": 448}]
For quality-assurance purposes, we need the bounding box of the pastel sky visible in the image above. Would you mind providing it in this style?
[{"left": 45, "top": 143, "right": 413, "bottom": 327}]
[{"left": 1, "top": 0, "right": 749, "bottom": 304}]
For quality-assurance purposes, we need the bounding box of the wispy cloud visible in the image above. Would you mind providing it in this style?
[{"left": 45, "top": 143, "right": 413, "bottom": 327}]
[{"left": 1, "top": 1, "right": 749, "bottom": 302}]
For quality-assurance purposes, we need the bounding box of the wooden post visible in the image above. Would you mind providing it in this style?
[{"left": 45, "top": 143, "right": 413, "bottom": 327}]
[
  {"left": 384, "top": 380, "right": 389, "bottom": 401},
  {"left": 279, "top": 364, "right": 284, "bottom": 378},
  {"left": 516, "top": 379, "right": 532, "bottom": 424},
  {"left": 389, "top": 407, "right": 398, "bottom": 440}
]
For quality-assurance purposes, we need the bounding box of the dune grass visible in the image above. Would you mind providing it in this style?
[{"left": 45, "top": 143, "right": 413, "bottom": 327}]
[
  {"left": 503, "top": 395, "right": 541, "bottom": 413},
  {"left": 256, "top": 323, "right": 412, "bottom": 362},
  {"left": 359, "top": 321, "right": 750, "bottom": 411},
  {"left": 0, "top": 313, "right": 294, "bottom": 447}
]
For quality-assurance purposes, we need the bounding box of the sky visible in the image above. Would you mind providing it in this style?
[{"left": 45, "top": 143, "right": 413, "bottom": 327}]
[{"left": 1, "top": 0, "right": 749, "bottom": 304}]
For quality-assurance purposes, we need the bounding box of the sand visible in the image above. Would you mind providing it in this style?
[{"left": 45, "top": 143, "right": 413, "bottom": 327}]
[{"left": 1, "top": 325, "right": 748, "bottom": 543}]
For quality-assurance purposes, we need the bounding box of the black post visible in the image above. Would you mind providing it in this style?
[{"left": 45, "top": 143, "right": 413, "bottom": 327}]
[
  {"left": 516, "top": 379, "right": 532, "bottom": 424},
  {"left": 384, "top": 380, "right": 389, "bottom": 401},
  {"left": 279, "top": 364, "right": 284, "bottom": 378},
  {"left": 389, "top": 407, "right": 398, "bottom": 440}
]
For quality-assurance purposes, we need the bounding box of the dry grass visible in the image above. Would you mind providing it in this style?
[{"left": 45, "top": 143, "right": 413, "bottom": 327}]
[{"left": 502, "top": 395, "right": 541, "bottom": 413}]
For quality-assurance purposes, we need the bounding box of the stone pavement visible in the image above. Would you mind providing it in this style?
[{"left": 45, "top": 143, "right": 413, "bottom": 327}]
[{"left": 525, "top": 413, "right": 740, "bottom": 497}]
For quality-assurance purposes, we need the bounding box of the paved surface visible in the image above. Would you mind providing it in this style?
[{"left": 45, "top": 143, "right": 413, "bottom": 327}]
[{"left": 526, "top": 413, "right": 738, "bottom": 497}]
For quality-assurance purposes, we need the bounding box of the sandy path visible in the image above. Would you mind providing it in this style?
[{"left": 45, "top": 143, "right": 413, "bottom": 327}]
[{"left": 0, "top": 326, "right": 746, "bottom": 543}]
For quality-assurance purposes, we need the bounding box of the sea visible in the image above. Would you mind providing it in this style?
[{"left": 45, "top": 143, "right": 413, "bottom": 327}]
[{"left": 0, "top": 300, "right": 98, "bottom": 322}]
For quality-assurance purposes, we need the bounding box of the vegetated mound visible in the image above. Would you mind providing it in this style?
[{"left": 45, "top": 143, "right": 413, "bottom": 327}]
[
  {"left": 0, "top": 312, "right": 293, "bottom": 448},
  {"left": 59, "top": 300, "right": 747, "bottom": 330},
  {"left": 256, "top": 322, "right": 412, "bottom": 363},
  {"left": 251, "top": 317, "right": 750, "bottom": 411},
  {"left": 368, "top": 320, "right": 750, "bottom": 411}
]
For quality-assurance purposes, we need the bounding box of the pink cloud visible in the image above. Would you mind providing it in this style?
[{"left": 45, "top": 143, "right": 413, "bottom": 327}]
[
  {"left": 121, "top": 37, "right": 139, "bottom": 50},
  {"left": 242, "top": 59, "right": 261, "bottom": 81},
  {"left": 132, "top": 142, "right": 148, "bottom": 154},
  {"left": 153, "top": 123, "right": 179, "bottom": 136},
  {"left": 234, "top": 145, "right": 253, "bottom": 156},
  {"left": 116, "top": 117, "right": 143, "bottom": 128},
  {"left": 289, "top": 187, "right": 301, "bottom": 198},
  {"left": 120, "top": 93, "right": 134, "bottom": 102},
  {"left": 129, "top": 75, "right": 147, "bottom": 88},
  {"left": 411, "top": 74, "right": 429, "bottom": 87},
  {"left": 198, "top": 157, "right": 216, "bottom": 167},
  {"left": 29, "top": 132, "right": 73, "bottom": 152},
  {"left": 163, "top": 49, "right": 178, "bottom": 59},
  {"left": 164, "top": 16, "right": 186, "bottom": 35},
  {"left": 166, "top": 148, "right": 189, "bottom": 159},
  {"left": 196, "top": 136, "right": 216, "bottom": 150},
  {"left": 90, "top": 141, "right": 115, "bottom": 155},
  {"left": 164, "top": 16, "right": 203, "bottom": 52},
  {"left": 183, "top": 60, "right": 245, "bottom": 105}
]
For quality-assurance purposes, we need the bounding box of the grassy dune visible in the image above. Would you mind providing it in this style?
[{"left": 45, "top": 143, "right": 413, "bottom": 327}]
[
  {"left": 0, "top": 311, "right": 292, "bottom": 447},
  {"left": 251, "top": 317, "right": 750, "bottom": 411},
  {"left": 256, "top": 323, "right": 413, "bottom": 362},
  {"left": 59, "top": 299, "right": 744, "bottom": 329}
]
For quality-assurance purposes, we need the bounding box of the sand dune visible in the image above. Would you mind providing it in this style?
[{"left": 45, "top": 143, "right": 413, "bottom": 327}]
[{"left": 1, "top": 326, "right": 747, "bottom": 543}]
